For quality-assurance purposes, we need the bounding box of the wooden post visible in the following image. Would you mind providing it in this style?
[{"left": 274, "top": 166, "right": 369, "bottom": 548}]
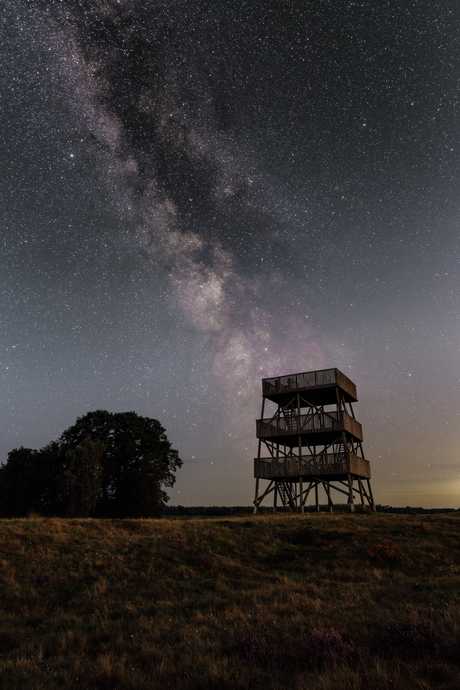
[
  {"left": 287, "top": 483, "right": 297, "bottom": 512},
  {"left": 348, "top": 474, "right": 355, "bottom": 513},
  {"left": 273, "top": 481, "right": 277, "bottom": 513},
  {"left": 302, "top": 481, "right": 314, "bottom": 511},
  {"left": 315, "top": 482, "right": 319, "bottom": 512},
  {"left": 324, "top": 482, "right": 333, "bottom": 513},
  {"left": 367, "top": 479, "right": 376, "bottom": 511},
  {"left": 300, "top": 476, "right": 304, "bottom": 513},
  {"left": 358, "top": 478, "right": 365, "bottom": 506},
  {"left": 254, "top": 477, "right": 260, "bottom": 515},
  {"left": 335, "top": 385, "right": 342, "bottom": 411},
  {"left": 257, "top": 397, "right": 265, "bottom": 462}
]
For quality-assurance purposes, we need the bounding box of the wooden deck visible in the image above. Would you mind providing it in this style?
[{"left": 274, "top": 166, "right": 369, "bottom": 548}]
[
  {"left": 256, "top": 410, "right": 363, "bottom": 443},
  {"left": 254, "top": 454, "right": 371, "bottom": 480},
  {"left": 262, "top": 368, "right": 357, "bottom": 403}
]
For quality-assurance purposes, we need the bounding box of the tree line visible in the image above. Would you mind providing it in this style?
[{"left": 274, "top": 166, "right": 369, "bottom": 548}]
[
  {"left": 0, "top": 410, "right": 182, "bottom": 518},
  {"left": 164, "top": 505, "right": 460, "bottom": 516}
]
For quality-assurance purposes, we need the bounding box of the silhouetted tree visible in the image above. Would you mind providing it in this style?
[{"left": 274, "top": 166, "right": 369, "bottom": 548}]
[
  {"left": 58, "top": 436, "right": 105, "bottom": 517},
  {"left": 0, "top": 411, "right": 181, "bottom": 518},
  {"left": 35, "top": 441, "right": 67, "bottom": 516},
  {"left": 58, "top": 410, "right": 181, "bottom": 517},
  {"left": 0, "top": 442, "right": 65, "bottom": 517},
  {"left": 0, "top": 447, "right": 38, "bottom": 517}
]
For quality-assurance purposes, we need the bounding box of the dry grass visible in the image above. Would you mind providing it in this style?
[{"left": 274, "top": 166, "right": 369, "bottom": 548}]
[{"left": 0, "top": 512, "right": 459, "bottom": 688}]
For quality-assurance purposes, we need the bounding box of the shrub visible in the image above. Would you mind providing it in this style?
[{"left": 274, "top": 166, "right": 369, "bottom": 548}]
[
  {"left": 301, "top": 625, "right": 354, "bottom": 665},
  {"left": 372, "top": 619, "right": 454, "bottom": 660},
  {"left": 367, "top": 539, "right": 405, "bottom": 563},
  {"left": 196, "top": 553, "right": 214, "bottom": 567},
  {"left": 204, "top": 529, "right": 219, "bottom": 541},
  {"left": 33, "top": 572, "right": 51, "bottom": 586},
  {"left": 170, "top": 538, "right": 187, "bottom": 550},
  {"left": 233, "top": 631, "right": 284, "bottom": 668}
]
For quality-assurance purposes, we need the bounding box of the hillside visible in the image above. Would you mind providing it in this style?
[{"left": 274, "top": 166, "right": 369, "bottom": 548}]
[{"left": 1, "top": 513, "right": 460, "bottom": 689}]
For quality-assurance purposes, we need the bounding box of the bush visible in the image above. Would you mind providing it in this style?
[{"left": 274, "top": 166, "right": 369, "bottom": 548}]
[
  {"left": 33, "top": 572, "right": 51, "bottom": 586},
  {"left": 196, "top": 553, "right": 214, "bottom": 567},
  {"left": 170, "top": 538, "right": 187, "bottom": 550},
  {"left": 301, "top": 625, "right": 354, "bottom": 665},
  {"left": 372, "top": 619, "right": 453, "bottom": 660},
  {"left": 204, "top": 529, "right": 219, "bottom": 541},
  {"left": 233, "top": 631, "right": 284, "bottom": 668},
  {"left": 367, "top": 539, "right": 405, "bottom": 563}
]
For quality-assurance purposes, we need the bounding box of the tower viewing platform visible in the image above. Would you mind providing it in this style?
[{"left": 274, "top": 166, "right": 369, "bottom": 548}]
[{"left": 262, "top": 368, "right": 357, "bottom": 404}]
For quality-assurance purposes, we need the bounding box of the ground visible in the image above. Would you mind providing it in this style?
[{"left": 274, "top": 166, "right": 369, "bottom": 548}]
[{"left": 0, "top": 512, "right": 459, "bottom": 689}]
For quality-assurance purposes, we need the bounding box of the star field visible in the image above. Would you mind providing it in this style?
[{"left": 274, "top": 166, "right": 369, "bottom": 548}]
[{"left": 1, "top": 0, "right": 459, "bottom": 507}]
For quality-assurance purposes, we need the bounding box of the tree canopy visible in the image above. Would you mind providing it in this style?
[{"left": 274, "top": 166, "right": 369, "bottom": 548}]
[
  {"left": 59, "top": 436, "right": 106, "bottom": 518},
  {"left": 0, "top": 411, "right": 182, "bottom": 518}
]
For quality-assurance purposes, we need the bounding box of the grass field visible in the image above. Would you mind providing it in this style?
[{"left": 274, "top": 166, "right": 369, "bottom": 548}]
[{"left": 1, "top": 512, "right": 460, "bottom": 689}]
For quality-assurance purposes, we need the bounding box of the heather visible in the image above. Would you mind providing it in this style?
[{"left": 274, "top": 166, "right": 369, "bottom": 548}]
[{"left": 1, "top": 512, "right": 460, "bottom": 689}]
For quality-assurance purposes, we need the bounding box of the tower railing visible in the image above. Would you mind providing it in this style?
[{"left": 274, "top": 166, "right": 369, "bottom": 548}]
[
  {"left": 254, "top": 454, "right": 371, "bottom": 479},
  {"left": 262, "top": 368, "right": 356, "bottom": 399},
  {"left": 256, "top": 410, "right": 362, "bottom": 441}
]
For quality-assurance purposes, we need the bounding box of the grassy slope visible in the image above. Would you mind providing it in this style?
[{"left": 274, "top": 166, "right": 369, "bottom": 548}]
[{"left": 1, "top": 513, "right": 460, "bottom": 689}]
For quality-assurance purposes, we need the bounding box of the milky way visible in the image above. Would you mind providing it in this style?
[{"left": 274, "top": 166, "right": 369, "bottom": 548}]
[{"left": 1, "top": 0, "right": 459, "bottom": 506}]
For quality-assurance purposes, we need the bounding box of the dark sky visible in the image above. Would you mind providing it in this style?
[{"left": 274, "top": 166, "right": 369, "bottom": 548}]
[{"left": 1, "top": 0, "right": 459, "bottom": 507}]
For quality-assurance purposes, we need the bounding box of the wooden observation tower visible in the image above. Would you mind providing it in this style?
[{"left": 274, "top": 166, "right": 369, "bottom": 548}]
[{"left": 253, "top": 368, "right": 375, "bottom": 513}]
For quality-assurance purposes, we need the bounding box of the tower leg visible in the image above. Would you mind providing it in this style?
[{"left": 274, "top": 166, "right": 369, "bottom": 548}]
[
  {"left": 367, "top": 479, "right": 376, "bottom": 511},
  {"left": 315, "top": 482, "right": 319, "bottom": 512},
  {"left": 254, "top": 477, "right": 260, "bottom": 515},
  {"left": 358, "top": 478, "right": 365, "bottom": 506},
  {"left": 302, "top": 481, "right": 314, "bottom": 512},
  {"left": 348, "top": 474, "right": 355, "bottom": 513},
  {"left": 273, "top": 481, "right": 277, "bottom": 513},
  {"left": 300, "top": 476, "right": 304, "bottom": 513},
  {"left": 324, "top": 482, "right": 333, "bottom": 513}
]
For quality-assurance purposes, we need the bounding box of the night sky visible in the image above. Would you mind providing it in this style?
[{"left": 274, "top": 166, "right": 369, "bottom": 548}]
[{"left": 1, "top": 0, "right": 459, "bottom": 508}]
